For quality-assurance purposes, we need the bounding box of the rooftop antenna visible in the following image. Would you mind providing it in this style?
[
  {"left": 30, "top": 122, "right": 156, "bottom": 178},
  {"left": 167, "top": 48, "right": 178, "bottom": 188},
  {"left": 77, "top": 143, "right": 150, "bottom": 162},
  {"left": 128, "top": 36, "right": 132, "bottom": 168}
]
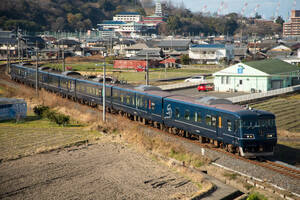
[
  {"left": 202, "top": 4, "right": 207, "bottom": 13},
  {"left": 241, "top": 2, "right": 248, "bottom": 17},
  {"left": 275, "top": 1, "right": 280, "bottom": 19},
  {"left": 251, "top": 4, "right": 260, "bottom": 18},
  {"left": 217, "top": 1, "right": 224, "bottom": 16},
  {"left": 293, "top": 0, "right": 297, "bottom": 7}
]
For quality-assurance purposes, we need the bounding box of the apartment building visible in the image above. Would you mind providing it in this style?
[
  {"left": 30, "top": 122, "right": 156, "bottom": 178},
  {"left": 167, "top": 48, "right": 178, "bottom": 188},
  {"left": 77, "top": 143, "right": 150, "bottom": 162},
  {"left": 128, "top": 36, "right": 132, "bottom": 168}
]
[{"left": 283, "top": 10, "right": 300, "bottom": 36}]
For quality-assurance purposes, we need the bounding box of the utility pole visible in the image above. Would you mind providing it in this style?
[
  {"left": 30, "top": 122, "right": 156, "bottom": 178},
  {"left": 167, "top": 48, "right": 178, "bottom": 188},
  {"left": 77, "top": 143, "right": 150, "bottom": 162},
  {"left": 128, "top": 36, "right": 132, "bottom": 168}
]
[
  {"left": 62, "top": 39, "right": 65, "bottom": 71},
  {"left": 146, "top": 52, "right": 149, "bottom": 85},
  {"left": 103, "top": 53, "right": 107, "bottom": 122},
  {"left": 253, "top": 33, "right": 257, "bottom": 60},
  {"left": 35, "top": 42, "right": 39, "bottom": 97},
  {"left": 6, "top": 43, "right": 9, "bottom": 74},
  {"left": 17, "top": 28, "right": 20, "bottom": 64},
  {"left": 165, "top": 62, "right": 167, "bottom": 78}
]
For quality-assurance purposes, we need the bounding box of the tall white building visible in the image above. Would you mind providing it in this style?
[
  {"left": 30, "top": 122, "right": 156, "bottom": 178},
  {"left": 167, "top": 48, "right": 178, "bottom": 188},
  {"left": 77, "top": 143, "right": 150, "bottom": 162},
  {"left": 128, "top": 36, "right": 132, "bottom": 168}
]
[
  {"left": 155, "top": 1, "right": 163, "bottom": 16},
  {"left": 113, "top": 12, "right": 142, "bottom": 23}
]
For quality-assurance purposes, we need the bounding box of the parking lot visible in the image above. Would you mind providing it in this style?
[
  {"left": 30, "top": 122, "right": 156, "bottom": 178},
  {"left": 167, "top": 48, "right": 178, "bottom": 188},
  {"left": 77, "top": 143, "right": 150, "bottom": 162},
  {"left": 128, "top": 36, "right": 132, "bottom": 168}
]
[{"left": 170, "top": 87, "right": 248, "bottom": 99}]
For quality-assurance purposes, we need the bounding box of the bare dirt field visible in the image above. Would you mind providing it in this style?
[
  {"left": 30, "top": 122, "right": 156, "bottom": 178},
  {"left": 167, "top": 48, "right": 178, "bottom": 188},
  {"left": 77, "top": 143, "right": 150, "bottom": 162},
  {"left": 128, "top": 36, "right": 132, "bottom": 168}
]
[
  {"left": 0, "top": 69, "right": 202, "bottom": 200},
  {"left": 0, "top": 140, "right": 200, "bottom": 200}
]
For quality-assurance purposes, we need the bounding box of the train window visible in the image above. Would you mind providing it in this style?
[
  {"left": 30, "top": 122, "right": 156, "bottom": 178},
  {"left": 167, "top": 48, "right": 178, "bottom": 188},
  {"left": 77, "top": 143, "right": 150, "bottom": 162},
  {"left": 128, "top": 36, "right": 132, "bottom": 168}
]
[
  {"left": 132, "top": 97, "right": 135, "bottom": 105},
  {"left": 144, "top": 99, "right": 148, "bottom": 109},
  {"left": 234, "top": 120, "right": 240, "bottom": 131},
  {"left": 136, "top": 97, "right": 140, "bottom": 107},
  {"left": 205, "top": 115, "right": 212, "bottom": 126},
  {"left": 151, "top": 102, "right": 155, "bottom": 110},
  {"left": 212, "top": 116, "right": 217, "bottom": 127},
  {"left": 120, "top": 95, "right": 124, "bottom": 103},
  {"left": 194, "top": 112, "right": 201, "bottom": 122},
  {"left": 218, "top": 116, "right": 222, "bottom": 128},
  {"left": 184, "top": 110, "right": 190, "bottom": 120},
  {"left": 175, "top": 108, "right": 180, "bottom": 119},
  {"left": 227, "top": 120, "right": 232, "bottom": 131},
  {"left": 126, "top": 96, "right": 130, "bottom": 104}
]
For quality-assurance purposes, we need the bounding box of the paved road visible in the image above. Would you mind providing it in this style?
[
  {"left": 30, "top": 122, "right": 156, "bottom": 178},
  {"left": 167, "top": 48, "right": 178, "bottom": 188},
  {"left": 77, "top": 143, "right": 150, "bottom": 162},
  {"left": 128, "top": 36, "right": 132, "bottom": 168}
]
[{"left": 170, "top": 87, "right": 248, "bottom": 99}]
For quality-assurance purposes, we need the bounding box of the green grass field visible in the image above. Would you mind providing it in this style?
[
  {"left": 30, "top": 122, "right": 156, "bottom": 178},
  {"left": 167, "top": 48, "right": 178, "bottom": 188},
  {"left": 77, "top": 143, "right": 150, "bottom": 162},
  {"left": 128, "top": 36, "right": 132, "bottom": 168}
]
[
  {"left": 0, "top": 114, "right": 102, "bottom": 161},
  {"left": 42, "top": 61, "right": 219, "bottom": 84}
]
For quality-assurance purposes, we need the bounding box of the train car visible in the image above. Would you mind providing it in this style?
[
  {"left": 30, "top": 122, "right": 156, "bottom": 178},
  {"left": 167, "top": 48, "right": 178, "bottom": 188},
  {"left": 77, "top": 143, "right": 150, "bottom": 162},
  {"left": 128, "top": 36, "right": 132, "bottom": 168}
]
[
  {"left": 111, "top": 85, "right": 169, "bottom": 125},
  {"left": 9, "top": 64, "right": 277, "bottom": 157},
  {"left": 162, "top": 96, "right": 277, "bottom": 157}
]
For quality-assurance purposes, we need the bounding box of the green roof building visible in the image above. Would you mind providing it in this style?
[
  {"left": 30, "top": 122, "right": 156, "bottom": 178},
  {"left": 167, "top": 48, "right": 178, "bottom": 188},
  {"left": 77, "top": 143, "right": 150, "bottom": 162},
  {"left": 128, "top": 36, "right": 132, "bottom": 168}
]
[{"left": 213, "top": 59, "right": 300, "bottom": 93}]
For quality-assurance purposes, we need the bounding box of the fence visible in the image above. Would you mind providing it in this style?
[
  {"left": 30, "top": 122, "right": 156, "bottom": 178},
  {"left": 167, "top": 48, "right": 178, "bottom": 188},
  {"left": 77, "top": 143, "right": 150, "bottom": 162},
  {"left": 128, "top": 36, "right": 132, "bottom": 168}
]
[{"left": 227, "top": 85, "right": 300, "bottom": 104}]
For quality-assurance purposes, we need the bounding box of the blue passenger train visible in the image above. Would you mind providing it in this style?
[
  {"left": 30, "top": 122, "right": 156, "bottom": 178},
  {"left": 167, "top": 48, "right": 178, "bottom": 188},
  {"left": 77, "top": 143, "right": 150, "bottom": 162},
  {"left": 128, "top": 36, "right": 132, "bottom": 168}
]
[{"left": 9, "top": 64, "right": 277, "bottom": 157}]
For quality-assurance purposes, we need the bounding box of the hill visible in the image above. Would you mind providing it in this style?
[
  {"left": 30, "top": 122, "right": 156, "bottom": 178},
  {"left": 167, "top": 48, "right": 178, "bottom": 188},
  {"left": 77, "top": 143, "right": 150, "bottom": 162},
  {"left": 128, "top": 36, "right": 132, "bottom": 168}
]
[{"left": 0, "top": 0, "right": 144, "bottom": 32}]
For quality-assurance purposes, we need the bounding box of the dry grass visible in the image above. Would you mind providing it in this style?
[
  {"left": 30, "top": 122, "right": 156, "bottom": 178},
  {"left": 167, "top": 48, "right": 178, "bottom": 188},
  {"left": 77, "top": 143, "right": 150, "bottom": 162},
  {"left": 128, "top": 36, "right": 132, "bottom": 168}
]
[{"left": 0, "top": 77, "right": 217, "bottom": 197}]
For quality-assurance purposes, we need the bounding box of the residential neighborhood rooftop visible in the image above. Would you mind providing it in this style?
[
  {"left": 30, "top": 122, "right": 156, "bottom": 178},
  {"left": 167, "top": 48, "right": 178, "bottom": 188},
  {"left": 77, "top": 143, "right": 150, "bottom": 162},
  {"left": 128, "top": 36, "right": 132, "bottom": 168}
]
[{"left": 243, "top": 59, "right": 300, "bottom": 74}]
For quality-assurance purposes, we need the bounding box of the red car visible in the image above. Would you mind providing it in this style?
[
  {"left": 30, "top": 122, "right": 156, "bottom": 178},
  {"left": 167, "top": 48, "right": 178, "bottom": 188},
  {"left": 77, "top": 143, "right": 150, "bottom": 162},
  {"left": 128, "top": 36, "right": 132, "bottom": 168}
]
[{"left": 197, "top": 83, "right": 214, "bottom": 92}]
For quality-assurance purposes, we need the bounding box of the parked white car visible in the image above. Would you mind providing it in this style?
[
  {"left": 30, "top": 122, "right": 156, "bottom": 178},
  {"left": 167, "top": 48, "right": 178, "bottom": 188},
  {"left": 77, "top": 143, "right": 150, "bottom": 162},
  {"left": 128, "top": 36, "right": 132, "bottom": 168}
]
[{"left": 184, "top": 76, "right": 206, "bottom": 83}]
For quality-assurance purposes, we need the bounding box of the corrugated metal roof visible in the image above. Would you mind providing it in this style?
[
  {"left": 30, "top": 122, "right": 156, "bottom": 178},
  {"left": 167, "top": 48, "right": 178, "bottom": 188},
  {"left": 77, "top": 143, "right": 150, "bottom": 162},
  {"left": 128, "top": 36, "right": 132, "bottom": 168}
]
[
  {"left": 190, "top": 44, "right": 225, "bottom": 49},
  {"left": 0, "top": 98, "right": 26, "bottom": 105},
  {"left": 243, "top": 59, "right": 300, "bottom": 74},
  {"left": 0, "top": 38, "right": 17, "bottom": 45},
  {"left": 157, "top": 40, "right": 191, "bottom": 47}
]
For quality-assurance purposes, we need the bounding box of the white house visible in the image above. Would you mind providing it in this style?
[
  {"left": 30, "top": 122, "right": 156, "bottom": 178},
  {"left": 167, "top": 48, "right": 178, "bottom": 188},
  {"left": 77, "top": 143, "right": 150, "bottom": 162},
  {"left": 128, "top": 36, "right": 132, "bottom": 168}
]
[
  {"left": 189, "top": 44, "right": 234, "bottom": 64},
  {"left": 213, "top": 59, "right": 300, "bottom": 93},
  {"left": 113, "top": 12, "right": 142, "bottom": 23},
  {"left": 124, "top": 43, "right": 148, "bottom": 57}
]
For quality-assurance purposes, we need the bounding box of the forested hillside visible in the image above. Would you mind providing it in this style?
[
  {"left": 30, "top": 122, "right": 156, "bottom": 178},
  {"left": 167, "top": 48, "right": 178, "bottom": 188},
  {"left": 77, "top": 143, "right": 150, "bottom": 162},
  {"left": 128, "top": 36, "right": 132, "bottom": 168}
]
[
  {"left": 0, "top": 0, "right": 282, "bottom": 36},
  {"left": 0, "top": 0, "right": 144, "bottom": 32}
]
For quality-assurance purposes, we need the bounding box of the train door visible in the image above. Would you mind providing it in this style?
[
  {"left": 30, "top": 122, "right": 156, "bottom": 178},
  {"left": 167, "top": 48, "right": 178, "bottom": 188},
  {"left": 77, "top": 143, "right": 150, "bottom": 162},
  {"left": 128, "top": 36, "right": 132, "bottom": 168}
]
[
  {"left": 216, "top": 116, "right": 222, "bottom": 139},
  {"left": 68, "top": 80, "right": 75, "bottom": 92}
]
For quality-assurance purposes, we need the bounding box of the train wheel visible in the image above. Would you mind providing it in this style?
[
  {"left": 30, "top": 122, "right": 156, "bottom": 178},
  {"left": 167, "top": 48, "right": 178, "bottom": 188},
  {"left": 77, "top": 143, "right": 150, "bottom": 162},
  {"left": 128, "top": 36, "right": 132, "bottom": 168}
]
[
  {"left": 226, "top": 144, "right": 235, "bottom": 153},
  {"left": 142, "top": 118, "right": 147, "bottom": 125},
  {"left": 159, "top": 123, "right": 164, "bottom": 130},
  {"left": 213, "top": 140, "right": 220, "bottom": 147},
  {"left": 199, "top": 136, "right": 206, "bottom": 143}
]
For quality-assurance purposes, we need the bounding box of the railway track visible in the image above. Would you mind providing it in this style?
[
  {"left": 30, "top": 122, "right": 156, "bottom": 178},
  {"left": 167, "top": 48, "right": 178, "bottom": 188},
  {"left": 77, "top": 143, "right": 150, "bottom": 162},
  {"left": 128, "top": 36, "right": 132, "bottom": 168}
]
[
  {"left": 151, "top": 125, "right": 300, "bottom": 181},
  {"left": 1, "top": 65, "right": 300, "bottom": 182}
]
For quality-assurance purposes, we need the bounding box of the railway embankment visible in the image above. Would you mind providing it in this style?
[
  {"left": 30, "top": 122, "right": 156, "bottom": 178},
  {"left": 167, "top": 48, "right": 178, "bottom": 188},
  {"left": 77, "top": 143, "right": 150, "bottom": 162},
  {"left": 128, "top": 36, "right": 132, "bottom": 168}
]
[{"left": 1, "top": 66, "right": 300, "bottom": 199}]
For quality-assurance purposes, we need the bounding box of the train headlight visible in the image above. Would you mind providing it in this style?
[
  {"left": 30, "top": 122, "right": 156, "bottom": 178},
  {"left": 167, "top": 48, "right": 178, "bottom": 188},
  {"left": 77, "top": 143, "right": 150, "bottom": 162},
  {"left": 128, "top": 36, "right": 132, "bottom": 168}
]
[
  {"left": 267, "top": 134, "right": 273, "bottom": 138},
  {"left": 244, "top": 134, "right": 254, "bottom": 139}
]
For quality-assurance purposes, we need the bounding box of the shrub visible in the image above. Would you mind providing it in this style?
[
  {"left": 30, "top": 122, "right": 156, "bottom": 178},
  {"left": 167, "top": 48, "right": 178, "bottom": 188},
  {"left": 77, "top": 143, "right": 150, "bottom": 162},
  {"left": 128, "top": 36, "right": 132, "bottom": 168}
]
[
  {"left": 33, "top": 105, "right": 49, "bottom": 116},
  {"left": 33, "top": 105, "right": 69, "bottom": 126},
  {"left": 53, "top": 113, "right": 70, "bottom": 126},
  {"left": 247, "top": 192, "right": 268, "bottom": 200}
]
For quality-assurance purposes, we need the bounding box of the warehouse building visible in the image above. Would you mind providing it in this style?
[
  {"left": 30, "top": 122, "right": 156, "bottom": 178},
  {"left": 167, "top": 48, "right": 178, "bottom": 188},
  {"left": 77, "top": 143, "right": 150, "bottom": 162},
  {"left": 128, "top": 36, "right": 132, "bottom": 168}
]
[
  {"left": 0, "top": 98, "right": 27, "bottom": 121},
  {"left": 213, "top": 59, "right": 300, "bottom": 93}
]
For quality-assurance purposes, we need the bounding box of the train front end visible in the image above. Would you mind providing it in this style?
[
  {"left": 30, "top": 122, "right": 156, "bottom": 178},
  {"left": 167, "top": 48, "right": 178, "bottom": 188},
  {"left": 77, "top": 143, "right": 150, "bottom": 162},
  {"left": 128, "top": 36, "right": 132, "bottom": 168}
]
[{"left": 237, "top": 110, "right": 277, "bottom": 157}]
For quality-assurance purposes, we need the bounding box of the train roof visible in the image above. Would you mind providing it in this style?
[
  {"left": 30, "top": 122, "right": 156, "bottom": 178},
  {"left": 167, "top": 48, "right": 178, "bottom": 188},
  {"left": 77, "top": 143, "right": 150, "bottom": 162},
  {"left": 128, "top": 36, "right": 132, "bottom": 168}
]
[{"left": 166, "top": 95, "right": 274, "bottom": 118}]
